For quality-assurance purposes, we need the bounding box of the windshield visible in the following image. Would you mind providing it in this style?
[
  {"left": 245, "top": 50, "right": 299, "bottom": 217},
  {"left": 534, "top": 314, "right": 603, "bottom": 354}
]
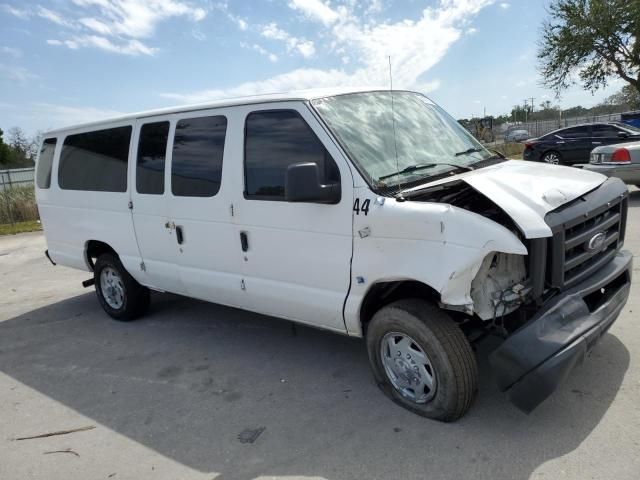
[{"left": 312, "top": 91, "right": 493, "bottom": 188}]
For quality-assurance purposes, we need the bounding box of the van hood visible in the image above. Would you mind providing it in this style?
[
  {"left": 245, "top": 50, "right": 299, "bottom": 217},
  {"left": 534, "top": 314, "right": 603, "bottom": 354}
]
[{"left": 404, "top": 160, "right": 606, "bottom": 238}]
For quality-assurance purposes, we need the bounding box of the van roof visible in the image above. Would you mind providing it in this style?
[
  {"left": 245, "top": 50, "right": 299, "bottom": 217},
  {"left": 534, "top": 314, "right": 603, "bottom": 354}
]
[{"left": 45, "top": 86, "right": 389, "bottom": 135}]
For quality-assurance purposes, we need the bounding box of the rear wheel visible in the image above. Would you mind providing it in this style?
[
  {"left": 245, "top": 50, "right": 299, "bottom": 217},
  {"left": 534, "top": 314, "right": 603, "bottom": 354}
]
[
  {"left": 366, "top": 299, "right": 478, "bottom": 422},
  {"left": 94, "top": 253, "right": 150, "bottom": 321},
  {"left": 541, "top": 150, "right": 562, "bottom": 164}
]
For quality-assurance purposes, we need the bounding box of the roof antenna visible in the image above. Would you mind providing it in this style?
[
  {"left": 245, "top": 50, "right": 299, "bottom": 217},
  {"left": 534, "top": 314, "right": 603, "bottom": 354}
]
[{"left": 388, "top": 56, "right": 403, "bottom": 200}]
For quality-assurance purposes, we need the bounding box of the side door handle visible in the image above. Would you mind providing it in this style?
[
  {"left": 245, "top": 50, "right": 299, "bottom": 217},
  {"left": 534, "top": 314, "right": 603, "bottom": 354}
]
[
  {"left": 176, "top": 225, "right": 184, "bottom": 245},
  {"left": 240, "top": 231, "right": 249, "bottom": 252},
  {"left": 592, "top": 141, "right": 602, "bottom": 145}
]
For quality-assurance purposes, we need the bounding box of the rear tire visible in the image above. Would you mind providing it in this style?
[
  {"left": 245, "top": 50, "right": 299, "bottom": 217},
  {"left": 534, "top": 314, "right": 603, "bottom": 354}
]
[
  {"left": 94, "top": 253, "right": 150, "bottom": 321},
  {"left": 541, "top": 150, "right": 562, "bottom": 164},
  {"left": 366, "top": 299, "right": 478, "bottom": 422}
]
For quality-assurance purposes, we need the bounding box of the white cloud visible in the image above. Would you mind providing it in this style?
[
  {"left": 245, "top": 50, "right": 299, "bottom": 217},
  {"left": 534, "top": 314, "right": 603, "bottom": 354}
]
[
  {"left": 466, "top": 27, "right": 478, "bottom": 35},
  {"left": 20, "top": 103, "right": 125, "bottom": 131},
  {"left": 288, "top": 0, "right": 340, "bottom": 26},
  {"left": 499, "top": 2, "right": 510, "bottom": 8},
  {"left": 0, "top": 46, "right": 22, "bottom": 58},
  {"left": 165, "top": 0, "right": 494, "bottom": 104},
  {"left": 37, "top": 6, "right": 73, "bottom": 27},
  {"left": 242, "top": 42, "right": 279, "bottom": 63},
  {"left": 0, "top": 63, "right": 38, "bottom": 82},
  {"left": 1, "top": 4, "right": 30, "bottom": 19},
  {"left": 48, "top": 35, "right": 157, "bottom": 56},
  {"left": 38, "top": 0, "right": 207, "bottom": 55},
  {"left": 261, "top": 23, "right": 316, "bottom": 58}
]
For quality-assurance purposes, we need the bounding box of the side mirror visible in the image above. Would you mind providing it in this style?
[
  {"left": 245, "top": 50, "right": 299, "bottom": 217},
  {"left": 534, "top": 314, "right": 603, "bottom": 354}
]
[{"left": 285, "top": 162, "right": 341, "bottom": 204}]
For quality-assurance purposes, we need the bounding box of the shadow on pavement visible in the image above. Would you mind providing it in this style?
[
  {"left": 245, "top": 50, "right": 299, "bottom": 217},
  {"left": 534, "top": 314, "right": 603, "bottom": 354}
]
[{"left": 0, "top": 291, "right": 630, "bottom": 479}]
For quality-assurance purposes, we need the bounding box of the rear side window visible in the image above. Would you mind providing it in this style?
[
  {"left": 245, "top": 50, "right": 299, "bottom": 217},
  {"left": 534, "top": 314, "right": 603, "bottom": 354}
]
[
  {"left": 172, "top": 115, "right": 227, "bottom": 197},
  {"left": 559, "top": 126, "right": 589, "bottom": 138},
  {"left": 137, "top": 121, "right": 169, "bottom": 195},
  {"left": 59, "top": 126, "right": 132, "bottom": 192},
  {"left": 36, "top": 138, "right": 57, "bottom": 189},
  {"left": 592, "top": 124, "right": 620, "bottom": 137},
  {"left": 244, "top": 110, "right": 339, "bottom": 199}
]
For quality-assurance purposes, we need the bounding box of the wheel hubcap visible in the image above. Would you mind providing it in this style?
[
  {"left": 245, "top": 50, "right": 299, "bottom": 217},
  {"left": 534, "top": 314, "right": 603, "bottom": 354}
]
[
  {"left": 380, "top": 332, "right": 437, "bottom": 403},
  {"left": 100, "top": 267, "right": 125, "bottom": 309},
  {"left": 543, "top": 153, "right": 559, "bottom": 164}
]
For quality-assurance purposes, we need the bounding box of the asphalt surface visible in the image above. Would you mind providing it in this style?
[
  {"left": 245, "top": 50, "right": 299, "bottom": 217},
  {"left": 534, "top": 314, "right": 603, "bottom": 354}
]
[{"left": 1, "top": 188, "right": 639, "bottom": 480}]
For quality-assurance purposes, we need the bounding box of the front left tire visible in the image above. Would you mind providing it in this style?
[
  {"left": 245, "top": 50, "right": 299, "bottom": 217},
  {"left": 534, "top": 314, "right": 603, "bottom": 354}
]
[
  {"left": 94, "top": 253, "right": 150, "bottom": 321},
  {"left": 366, "top": 299, "right": 478, "bottom": 422}
]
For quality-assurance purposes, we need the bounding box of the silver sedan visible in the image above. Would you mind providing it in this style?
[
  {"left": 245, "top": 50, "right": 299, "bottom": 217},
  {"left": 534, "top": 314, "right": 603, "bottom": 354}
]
[{"left": 581, "top": 141, "right": 640, "bottom": 187}]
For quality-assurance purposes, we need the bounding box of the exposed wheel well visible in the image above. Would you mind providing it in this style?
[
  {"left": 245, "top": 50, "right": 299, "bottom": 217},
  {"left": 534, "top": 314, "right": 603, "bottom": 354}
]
[
  {"left": 360, "top": 280, "right": 440, "bottom": 336},
  {"left": 85, "top": 240, "right": 117, "bottom": 270}
]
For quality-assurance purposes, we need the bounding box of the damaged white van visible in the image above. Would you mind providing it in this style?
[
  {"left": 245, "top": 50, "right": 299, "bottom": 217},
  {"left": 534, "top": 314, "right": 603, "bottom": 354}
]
[{"left": 35, "top": 88, "right": 632, "bottom": 421}]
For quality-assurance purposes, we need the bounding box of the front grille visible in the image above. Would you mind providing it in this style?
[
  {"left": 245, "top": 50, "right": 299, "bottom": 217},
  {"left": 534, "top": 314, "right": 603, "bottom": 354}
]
[{"left": 545, "top": 178, "right": 628, "bottom": 290}]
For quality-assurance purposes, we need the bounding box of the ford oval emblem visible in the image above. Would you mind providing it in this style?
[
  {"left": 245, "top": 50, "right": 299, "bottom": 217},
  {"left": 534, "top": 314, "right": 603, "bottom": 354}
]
[{"left": 587, "top": 232, "right": 606, "bottom": 252}]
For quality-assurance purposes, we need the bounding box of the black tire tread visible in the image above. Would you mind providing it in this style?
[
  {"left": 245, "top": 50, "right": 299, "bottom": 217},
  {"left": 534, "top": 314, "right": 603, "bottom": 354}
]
[
  {"left": 94, "top": 253, "right": 150, "bottom": 321},
  {"left": 368, "top": 299, "right": 478, "bottom": 421}
]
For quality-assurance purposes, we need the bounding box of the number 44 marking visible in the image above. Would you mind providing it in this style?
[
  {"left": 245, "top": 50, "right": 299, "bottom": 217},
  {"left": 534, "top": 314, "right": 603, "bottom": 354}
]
[{"left": 353, "top": 198, "right": 370, "bottom": 216}]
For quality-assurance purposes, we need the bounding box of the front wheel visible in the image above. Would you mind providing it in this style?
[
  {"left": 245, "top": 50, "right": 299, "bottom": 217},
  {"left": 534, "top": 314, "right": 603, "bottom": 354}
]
[
  {"left": 366, "top": 299, "right": 478, "bottom": 421},
  {"left": 541, "top": 151, "right": 562, "bottom": 164},
  {"left": 94, "top": 253, "right": 150, "bottom": 321}
]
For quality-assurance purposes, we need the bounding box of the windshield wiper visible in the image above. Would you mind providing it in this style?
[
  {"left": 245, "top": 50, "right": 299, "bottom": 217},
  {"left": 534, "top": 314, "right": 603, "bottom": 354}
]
[
  {"left": 454, "top": 147, "right": 484, "bottom": 157},
  {"left": 378, "top": 162, "right": 473, "bottom": 181}
]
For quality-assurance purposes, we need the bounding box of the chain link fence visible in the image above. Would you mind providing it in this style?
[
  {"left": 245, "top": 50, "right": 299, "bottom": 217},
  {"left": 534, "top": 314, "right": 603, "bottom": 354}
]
[
  {"left": 0, "top": 167, "right": 35, "bottom": 192},
  {"left": 501, "top": 112, "right": 624, "bottom": 140}
]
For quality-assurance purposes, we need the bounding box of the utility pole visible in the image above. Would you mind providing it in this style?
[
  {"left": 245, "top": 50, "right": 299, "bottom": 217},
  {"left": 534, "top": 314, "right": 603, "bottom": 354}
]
[{"left": 523, "top": 99, "right": 528, "bottom": 123}]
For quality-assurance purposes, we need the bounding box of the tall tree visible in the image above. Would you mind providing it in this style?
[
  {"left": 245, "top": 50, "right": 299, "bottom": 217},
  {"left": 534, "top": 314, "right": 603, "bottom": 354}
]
[{"left": 538, "top": 0, "right": 640, "bottom": 95}]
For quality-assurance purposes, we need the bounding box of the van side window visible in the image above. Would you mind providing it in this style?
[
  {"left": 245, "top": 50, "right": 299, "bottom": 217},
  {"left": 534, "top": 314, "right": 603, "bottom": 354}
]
[
  {"left": 36, "top": 138, "right": 57, "bottom": 189},
  {"left": 172, "top": 115, "right": 227, "bottom": 197},
  {"left": 244, "top": 110, "right": 340, "bottom": 199},
  {"left": 137, "top": 121, "right": 169, "bottom": 195},
  {"left": 59, "top": 126, "right": 131, "bottom": 192}
]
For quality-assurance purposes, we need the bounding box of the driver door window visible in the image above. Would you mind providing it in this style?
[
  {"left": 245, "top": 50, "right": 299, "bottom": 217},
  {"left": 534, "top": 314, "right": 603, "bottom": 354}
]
[{"left": 244, "top": 110, "right": 340, "bottom": 201}]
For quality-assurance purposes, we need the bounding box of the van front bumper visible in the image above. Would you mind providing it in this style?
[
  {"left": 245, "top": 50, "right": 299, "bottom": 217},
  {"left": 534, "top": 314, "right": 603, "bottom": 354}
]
[{"left": 489, "top": 249, "right": 632, "bottom": 413}]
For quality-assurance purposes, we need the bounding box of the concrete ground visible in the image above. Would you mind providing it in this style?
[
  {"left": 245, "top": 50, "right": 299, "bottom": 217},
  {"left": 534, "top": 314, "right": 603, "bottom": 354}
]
[{"left": 1, "top": 189, "right": 639, "bottom": 480}]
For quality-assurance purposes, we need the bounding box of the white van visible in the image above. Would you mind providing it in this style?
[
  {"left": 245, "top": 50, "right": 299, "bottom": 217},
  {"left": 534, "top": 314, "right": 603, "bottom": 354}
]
[{"left": 35, "top": 88, "right": 632, "bottom": 421}]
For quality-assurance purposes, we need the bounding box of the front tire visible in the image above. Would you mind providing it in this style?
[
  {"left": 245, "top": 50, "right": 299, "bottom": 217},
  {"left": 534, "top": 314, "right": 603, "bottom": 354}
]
[
  {"left": 541, "top": 150, "right": 562, "bottom": 164},
  {"left": 366, "top": 299, "right": 478, "bottom": 422},
  {"left": 94, "top": 253, "right": 150, "bottom": 321}
]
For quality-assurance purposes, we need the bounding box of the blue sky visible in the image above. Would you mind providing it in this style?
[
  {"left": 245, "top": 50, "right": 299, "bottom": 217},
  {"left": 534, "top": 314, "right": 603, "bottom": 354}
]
[{"left": 0, "top": 0, "right": 626, "bottom": 136}]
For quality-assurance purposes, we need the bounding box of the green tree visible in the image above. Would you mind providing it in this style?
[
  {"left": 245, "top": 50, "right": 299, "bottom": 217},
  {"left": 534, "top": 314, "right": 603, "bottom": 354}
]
[
  {"left": 605, "top": 84, "right": 640, "bottom": 109},
  {"left": 538, "top": 0, "right": 640, "bottom": 95}
]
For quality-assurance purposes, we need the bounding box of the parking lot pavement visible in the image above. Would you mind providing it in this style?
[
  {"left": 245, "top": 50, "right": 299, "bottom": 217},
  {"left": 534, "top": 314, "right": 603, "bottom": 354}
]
[{"left": 0, "top": 190, "right": 639, "bottom": 480}]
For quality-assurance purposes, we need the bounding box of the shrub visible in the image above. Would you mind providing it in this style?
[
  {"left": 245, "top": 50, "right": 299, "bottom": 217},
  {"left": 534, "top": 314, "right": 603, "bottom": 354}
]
[{"left": 0, "top": 185, "right": 39, "bottom": 224}]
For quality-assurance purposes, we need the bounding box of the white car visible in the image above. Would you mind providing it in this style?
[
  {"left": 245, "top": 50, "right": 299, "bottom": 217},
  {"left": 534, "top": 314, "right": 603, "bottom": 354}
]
[{"left": 35, "top": 88, "right": 632, "bottom": 421}]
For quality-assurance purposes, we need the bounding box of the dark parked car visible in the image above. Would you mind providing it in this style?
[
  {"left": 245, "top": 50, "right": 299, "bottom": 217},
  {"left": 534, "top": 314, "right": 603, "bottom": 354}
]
[{"left": 523, "top": 122, "right": 640, "bottom": 165}]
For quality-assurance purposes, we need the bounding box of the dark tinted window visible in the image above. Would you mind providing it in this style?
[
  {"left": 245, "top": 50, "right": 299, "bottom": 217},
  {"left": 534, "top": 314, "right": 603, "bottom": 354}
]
[
  {"left": 592, "top": 124, "right": 621, "bottom": 137},
  {"left": 137, "top": 121, "right": 169, "bottom": 195},
  {"left": 59, "top": 126, "right": 131, "bottom": 192},
  {"left": 559, "top": 126, "right": 589, "bottom": 138},
  {"left": 172, "top": 116, "right": 227, "bottom": 197},
  {"left": 244, "top": 110, "right": 339, "bottom": 199},
  {"left": 36, "top": 138, "right": 56, "bottom": 189}
]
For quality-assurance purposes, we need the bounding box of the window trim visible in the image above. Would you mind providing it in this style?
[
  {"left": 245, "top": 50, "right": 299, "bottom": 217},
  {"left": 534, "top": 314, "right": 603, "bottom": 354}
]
[{"left": 242, "top": 108, "right": 341, "bottom": 202}]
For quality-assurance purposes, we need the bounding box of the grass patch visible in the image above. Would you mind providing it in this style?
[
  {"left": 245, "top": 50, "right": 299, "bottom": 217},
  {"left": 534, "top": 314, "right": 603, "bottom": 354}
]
[
  {"left": 0, "top": 185, "right": 38, "bottom": 224},
  {"left": 491, "top": 142, "right": 526, "bottom": 159},
  {"left": 0, "top": 220, "right": 41, "bottom": 236}
]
